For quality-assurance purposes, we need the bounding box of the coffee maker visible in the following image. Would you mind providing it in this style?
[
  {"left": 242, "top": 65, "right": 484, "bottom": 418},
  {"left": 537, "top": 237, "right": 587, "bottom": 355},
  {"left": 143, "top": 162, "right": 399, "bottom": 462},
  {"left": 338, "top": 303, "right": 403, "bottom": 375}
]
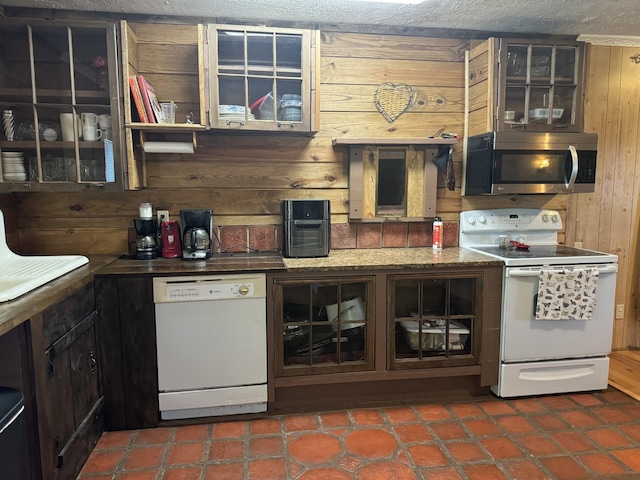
[
  {"left": 133, "top": 218, "right": 158, "bottom": 259},
  {"left": 180, "top": 209, "right": 213, "bottom": 259}
]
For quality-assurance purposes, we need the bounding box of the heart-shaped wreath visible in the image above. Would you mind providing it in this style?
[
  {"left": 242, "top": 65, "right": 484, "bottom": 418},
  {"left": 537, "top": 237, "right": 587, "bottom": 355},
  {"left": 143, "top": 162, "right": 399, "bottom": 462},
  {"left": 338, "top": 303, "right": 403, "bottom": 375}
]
[{"left": 374, "top": 82, "right": 416, "bottom": 123}]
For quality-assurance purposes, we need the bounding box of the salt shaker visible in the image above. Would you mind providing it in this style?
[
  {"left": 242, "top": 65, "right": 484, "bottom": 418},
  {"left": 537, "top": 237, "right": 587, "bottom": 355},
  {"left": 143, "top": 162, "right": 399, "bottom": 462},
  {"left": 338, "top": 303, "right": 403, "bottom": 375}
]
[{"left": 499, "top": 235, "right": 509, "bottom": 250}]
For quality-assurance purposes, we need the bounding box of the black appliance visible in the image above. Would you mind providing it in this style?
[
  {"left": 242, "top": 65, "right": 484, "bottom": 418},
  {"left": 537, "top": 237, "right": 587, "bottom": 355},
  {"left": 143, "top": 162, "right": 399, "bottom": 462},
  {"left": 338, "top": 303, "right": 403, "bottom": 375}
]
[
  {"left": 180, "top": 209, "right": 213, "bottom": 259},
  {"left": 463, "top": 131, "right": 598, "bottom": 195},
  {"left": 0, "top": 387, "right": 28, "bottom": 480},
  {"left": 282, "top": 199, "right": 330, "bottom": 258},
  {"left": 133, "top": 218, "right": 158, "bottom": 260}
]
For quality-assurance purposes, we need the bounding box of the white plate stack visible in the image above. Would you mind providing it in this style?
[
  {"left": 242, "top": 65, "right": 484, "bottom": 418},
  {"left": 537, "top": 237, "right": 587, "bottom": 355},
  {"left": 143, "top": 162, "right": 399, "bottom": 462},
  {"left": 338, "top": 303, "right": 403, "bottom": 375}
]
[
  {"left": 2, "top": 151, "right": 26, "bottom": 181},
  {"left": 219, "top": 105, "right": 255, "bottom": 122}
]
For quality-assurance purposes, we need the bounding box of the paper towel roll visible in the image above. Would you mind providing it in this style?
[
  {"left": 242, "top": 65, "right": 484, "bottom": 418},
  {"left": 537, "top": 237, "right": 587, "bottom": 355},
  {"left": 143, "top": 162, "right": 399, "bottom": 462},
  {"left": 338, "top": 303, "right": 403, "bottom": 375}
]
[{"left": 142, "top": 141, "right": 194, "bottom": 154}]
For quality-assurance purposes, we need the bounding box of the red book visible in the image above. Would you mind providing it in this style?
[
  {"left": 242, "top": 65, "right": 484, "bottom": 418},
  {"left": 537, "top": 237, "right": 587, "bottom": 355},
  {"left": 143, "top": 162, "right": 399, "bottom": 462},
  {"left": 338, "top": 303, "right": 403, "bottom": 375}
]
[
  {"left": 129, "top": 76, "right": 148, "bottom": 123},
  {"left": 137, "top": 75, "right": 163, "bottom": 123}
]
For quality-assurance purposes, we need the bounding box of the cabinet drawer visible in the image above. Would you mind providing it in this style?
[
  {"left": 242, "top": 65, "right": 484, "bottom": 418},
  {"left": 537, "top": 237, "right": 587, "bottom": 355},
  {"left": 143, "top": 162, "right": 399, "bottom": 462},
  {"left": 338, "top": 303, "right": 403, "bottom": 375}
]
[{"left": 42, "top": 281, "right": 95, "bottom": 347}]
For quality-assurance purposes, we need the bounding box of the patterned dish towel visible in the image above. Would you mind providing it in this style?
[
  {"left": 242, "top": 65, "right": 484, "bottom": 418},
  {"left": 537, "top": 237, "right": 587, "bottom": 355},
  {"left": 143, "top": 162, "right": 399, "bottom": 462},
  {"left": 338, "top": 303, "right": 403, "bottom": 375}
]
[{"left": 535, "top": 267, "right": 599, "bottom": 320}]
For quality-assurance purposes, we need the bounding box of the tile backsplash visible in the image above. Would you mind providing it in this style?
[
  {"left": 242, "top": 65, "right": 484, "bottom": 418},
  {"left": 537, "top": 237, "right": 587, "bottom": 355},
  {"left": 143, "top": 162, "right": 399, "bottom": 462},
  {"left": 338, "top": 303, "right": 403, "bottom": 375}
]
[{"left": 214, "top": 221, "right": 458, "bottom": 254}]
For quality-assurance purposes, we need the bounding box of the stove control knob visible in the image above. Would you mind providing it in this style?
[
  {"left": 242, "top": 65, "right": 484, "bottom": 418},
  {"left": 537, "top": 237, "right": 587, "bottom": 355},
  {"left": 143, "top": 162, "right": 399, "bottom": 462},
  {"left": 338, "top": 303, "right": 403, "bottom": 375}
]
[
  {"left": 466, "top": 216, "right": 476, "bottom": 225},
  {"left": 478, "top": 215, "right": 487, "bottom": 224},
  {"left": 551, "top": 214, "right": 559, "bottom": 223},
  {"left": 542, "top": 214, "right": 549, "bottom": 222}
]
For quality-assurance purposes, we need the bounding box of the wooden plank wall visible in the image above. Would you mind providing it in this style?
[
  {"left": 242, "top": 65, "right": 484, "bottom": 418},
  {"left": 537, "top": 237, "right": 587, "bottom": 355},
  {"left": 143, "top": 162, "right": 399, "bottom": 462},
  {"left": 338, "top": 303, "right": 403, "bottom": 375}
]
[
  {"left": 566, "top": 45, "right": 640, "bottom": 350},
  {"left": 6, "top": 27, "right": 640, "bottom": 348},
  {"left": 12, "top": 29, "right": 469, "bottom": 255}
]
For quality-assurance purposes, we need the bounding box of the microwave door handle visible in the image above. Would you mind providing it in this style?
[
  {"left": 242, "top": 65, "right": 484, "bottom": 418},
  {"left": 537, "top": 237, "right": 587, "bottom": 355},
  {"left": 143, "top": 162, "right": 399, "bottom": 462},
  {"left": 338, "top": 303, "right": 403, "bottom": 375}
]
[{"left": 566, "top": 145, "right": 579, "bottom": 190}]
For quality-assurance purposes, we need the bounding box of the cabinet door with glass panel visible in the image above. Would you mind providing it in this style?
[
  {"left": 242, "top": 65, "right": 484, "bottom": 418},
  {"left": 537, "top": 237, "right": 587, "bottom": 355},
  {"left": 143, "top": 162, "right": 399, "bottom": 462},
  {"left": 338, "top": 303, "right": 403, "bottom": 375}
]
[
  {"left": 389, "top": 274, "right": 480, "bottom": 370},
  {"left": 498, "top": 39, "right": 585, "bottom": 132},
  {"left": 0, "top": 21, "right": 124, "bottom": 191},
  {"left": 273, "top": 276, "right": 375, "bottom": 377},
  {"left": 208, "top": 24, "right": 317, "bottom": 133}
]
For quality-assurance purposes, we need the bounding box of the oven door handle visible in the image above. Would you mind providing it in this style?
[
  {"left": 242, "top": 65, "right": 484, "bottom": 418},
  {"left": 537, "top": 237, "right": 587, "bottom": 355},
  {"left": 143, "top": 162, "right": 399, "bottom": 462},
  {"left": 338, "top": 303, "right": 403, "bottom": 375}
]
[{"left": 507, "top": 264, "right": 618, "bottom": 277}]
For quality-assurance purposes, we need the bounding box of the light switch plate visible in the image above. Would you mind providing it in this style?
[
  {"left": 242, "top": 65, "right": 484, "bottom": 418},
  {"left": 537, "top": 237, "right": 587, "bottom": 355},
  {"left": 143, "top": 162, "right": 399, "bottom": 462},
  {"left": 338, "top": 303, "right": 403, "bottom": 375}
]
[{"left": 157, "top": 210, "right": 170, "bottom": 224}]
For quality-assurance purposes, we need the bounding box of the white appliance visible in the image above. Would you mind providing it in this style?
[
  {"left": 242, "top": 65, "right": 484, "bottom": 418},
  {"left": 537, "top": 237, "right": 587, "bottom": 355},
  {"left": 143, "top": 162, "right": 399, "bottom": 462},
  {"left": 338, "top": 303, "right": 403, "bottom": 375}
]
[
  {"left": 459, "top": 208, "right": 618, "bottom": 397},
  {"left": 153, "top": 274, "right": 267, "bottom": 420}
]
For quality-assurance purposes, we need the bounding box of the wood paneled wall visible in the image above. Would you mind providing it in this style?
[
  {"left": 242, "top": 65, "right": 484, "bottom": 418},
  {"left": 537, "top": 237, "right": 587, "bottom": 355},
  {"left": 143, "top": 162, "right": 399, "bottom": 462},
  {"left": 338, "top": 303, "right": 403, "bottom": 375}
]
[
  {"left": 5, "top": 26, "right": 639, "bottom": 348},
  {"left": 566, "top": 45, "right": 640, "bottom": 350},
  {"left": 12, "top": 29, "right": 470, "bottom": 255}
]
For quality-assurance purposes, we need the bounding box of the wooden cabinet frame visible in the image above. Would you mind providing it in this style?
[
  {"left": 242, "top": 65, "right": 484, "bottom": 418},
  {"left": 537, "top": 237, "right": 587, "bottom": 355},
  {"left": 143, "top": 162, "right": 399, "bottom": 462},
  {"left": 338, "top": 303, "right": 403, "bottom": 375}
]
[
  {"left": 466, "top": 37, "right": 586, "bottom": 136},
  {"left": 0, "top": 19, "right": 127, "bottom": 191},
  {"left": 268, "top": 266, "right": 502, "bottom": 409},
  {"left": 208, "top": 24, "right": 319, "bottom": 133}
]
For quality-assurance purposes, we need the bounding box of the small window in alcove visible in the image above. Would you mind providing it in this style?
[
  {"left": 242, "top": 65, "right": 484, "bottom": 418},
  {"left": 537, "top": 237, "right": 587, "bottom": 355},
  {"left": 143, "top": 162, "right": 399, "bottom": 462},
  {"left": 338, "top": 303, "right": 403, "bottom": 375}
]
[{"left": 377, "top": 148, "right": 407, "bottom": 216}]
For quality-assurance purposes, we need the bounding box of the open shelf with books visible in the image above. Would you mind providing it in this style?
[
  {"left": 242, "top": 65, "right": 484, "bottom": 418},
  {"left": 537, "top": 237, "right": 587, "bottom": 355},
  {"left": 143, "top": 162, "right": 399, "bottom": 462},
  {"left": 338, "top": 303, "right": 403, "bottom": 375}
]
[{"left": 121, "top": 21, "right": 207, "bottom": 187}]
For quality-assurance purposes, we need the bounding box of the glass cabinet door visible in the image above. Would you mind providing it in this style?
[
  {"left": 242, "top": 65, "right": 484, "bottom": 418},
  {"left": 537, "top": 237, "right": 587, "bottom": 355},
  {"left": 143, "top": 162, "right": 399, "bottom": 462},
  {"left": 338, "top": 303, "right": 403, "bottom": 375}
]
[
  {"left": 500, "top": 40, "right": 582, "bottom": 132},
  {"left": 275, "top": 277, "right": 375, "bottom": 376},
  {"left": 390, "top": 275, "right": 478, "bottom": 369},
  {"left": 209, "top": 24, "right": 312, "bottom": 133},
  {"left": 0, "top": 23, "right": 118, "bottom": 189}
]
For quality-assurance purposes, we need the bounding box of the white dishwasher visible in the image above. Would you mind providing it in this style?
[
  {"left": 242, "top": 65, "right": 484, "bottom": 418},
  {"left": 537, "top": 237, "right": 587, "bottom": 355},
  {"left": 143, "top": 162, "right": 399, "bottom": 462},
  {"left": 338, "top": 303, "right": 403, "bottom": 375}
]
[{"left": 153, "top": 273, "right": 267, "bottom": 420}]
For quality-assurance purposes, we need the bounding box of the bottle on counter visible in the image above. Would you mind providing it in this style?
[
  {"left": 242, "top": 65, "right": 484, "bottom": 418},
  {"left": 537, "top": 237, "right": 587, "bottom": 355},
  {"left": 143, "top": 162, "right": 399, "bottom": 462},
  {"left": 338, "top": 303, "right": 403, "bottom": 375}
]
[{"left": 432, "top": 216, "right": 443, "bottom": 251}]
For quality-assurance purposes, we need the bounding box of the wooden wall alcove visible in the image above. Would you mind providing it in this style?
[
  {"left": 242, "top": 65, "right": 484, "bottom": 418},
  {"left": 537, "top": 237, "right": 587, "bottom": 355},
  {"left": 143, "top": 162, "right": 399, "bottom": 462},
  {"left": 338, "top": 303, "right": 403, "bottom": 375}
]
[{"left": 2, "top": 22, "right": 639, "bottom": 349}]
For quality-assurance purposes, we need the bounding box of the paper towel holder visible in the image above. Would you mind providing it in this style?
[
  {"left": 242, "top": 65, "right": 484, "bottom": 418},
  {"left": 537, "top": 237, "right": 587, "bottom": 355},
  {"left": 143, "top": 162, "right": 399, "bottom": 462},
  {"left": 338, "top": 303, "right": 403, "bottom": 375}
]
[{"left": 139, "top": 130, "right": 197, "bottom": 154}]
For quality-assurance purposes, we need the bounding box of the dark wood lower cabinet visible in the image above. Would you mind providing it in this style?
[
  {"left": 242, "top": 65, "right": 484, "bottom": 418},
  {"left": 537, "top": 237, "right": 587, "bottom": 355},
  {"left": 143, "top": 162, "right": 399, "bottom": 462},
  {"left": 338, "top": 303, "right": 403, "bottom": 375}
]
[
  {"left": 95, "top": 275, "right": 158, "bottom": 431},
  {"left": 30, "top": 282, "right": 103, "bottom": 480},
  {"left": 268, "top": 266, "right": 503, "bottom": 413}
]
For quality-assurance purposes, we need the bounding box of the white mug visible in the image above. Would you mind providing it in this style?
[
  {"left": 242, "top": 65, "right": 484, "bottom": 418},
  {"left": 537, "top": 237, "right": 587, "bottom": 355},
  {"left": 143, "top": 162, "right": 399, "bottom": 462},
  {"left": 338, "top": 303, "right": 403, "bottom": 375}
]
[
  {"left": 98, "top": 114, "right": 111, "bottom": 129},
  {"left": 59, "top": 113, "right": 82, "bottom": 141},
  {"left": 81, "top": 112, "right": 98, "bottom": 127},
  {"left": 83, "top": 124, "right": 103, "bottom": 141}
]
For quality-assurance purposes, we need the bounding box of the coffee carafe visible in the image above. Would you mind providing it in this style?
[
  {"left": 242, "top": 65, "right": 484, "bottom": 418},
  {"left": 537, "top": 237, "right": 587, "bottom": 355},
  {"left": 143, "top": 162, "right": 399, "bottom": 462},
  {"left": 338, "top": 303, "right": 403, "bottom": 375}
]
[{"left": 180, "top": 209, "right": 213, "bottom": 259}]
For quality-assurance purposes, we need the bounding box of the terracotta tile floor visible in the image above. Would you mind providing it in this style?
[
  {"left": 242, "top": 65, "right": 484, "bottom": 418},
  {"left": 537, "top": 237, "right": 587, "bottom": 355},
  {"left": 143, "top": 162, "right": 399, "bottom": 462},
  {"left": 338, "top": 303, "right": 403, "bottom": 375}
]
[{"left": 77, "top": 388, "right": 640, "bottom": 480}]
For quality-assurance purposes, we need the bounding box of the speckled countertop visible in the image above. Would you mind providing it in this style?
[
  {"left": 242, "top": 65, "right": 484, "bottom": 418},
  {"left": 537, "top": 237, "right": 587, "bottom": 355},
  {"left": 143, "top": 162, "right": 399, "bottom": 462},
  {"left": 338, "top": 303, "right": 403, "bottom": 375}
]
[{"left": 283, "top": 247, "right": 503, "bottom": 271}]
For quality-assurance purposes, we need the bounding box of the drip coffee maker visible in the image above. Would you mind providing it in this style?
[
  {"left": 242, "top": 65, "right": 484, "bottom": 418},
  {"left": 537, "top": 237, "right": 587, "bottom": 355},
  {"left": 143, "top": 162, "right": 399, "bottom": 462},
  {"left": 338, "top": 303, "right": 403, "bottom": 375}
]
[
  {"left": 134, "top": 203, "right": 158, "bottom": 259},
  {"left": 180, "top": 209, "right": 213, "bottom": 259},
  {"left": 133, "top": 218, "right": 158, "bottom": 259}
]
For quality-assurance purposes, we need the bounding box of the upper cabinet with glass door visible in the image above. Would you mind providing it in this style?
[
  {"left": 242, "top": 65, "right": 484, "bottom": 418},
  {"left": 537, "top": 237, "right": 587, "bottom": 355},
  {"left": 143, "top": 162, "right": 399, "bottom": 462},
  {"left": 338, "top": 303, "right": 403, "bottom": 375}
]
[
  {"left": 0, "top": 21, "right": 126, "bottom": 191},
  {"left": 208, "top": 25, "right": 318, "bottom": 133},
  {"left": 497, "top": 39, "right": 585, "bottom": 132}
]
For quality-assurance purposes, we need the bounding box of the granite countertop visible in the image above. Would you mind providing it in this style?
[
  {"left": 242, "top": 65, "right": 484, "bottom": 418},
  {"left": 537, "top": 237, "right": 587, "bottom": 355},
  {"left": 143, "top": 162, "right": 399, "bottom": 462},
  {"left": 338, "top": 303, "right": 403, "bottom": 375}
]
[
  {"left": 0, "top": 248, "right": 501, "bottom": 337},
  {"left": 283, "top": 247, "right": 503, "bottom": 271}
]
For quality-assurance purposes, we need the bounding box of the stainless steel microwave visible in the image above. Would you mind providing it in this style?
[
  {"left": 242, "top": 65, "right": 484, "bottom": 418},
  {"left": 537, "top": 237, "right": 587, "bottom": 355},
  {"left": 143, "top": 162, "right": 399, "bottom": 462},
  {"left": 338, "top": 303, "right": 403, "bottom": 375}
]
[{"left": 463, "top": 131, "right": 598, "bottom": 195}]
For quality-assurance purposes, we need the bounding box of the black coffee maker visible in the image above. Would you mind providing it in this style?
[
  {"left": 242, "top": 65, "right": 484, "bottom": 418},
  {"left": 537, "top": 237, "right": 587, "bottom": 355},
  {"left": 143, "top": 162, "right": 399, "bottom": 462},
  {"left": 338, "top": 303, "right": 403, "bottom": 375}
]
[
  {"left": 180, "top": 209, "right": 213, "bottom": 259},
  {"left": 133, "top": 218, "right": 158, "bottom": 259}
]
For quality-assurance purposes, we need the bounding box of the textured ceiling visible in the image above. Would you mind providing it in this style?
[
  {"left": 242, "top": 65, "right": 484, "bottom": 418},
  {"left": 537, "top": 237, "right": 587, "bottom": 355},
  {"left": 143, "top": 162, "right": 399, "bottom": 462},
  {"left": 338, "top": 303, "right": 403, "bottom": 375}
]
[{"left": 3, "top": 0, "right": 640, "bottom": 38}]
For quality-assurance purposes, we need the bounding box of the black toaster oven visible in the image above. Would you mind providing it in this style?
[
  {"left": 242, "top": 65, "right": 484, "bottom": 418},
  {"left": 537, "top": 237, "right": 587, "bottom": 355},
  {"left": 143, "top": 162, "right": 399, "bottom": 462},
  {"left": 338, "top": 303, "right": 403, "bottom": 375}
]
[{"left": 282, "top": 199, "right": 330, "bottom": 258}]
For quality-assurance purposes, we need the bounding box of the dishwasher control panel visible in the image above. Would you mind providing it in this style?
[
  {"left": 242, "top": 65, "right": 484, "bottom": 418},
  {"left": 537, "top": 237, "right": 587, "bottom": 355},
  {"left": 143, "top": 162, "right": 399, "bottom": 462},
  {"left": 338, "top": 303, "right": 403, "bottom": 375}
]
[{"left": 153, "top": 274, "right": 266, "bottom": 302}]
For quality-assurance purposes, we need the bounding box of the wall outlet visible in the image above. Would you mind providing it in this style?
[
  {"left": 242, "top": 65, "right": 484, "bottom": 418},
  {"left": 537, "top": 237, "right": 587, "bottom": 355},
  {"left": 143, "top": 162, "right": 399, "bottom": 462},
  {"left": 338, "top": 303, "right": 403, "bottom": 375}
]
[
  {"left": 616, "top": 304, "right": 624, "bottom": 319},
  {"left": 574, "top": 241, "right": 583, "bottom": 248},
  {"left": 157, "top": 210, "right": 170, "bottom": 224}
]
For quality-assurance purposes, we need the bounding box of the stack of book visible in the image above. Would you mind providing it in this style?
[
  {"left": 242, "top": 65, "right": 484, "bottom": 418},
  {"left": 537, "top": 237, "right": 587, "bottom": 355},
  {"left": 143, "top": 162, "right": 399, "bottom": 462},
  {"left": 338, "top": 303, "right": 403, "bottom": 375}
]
[{"left": 129, "top": 75, "right": 164, "bottom": 123}]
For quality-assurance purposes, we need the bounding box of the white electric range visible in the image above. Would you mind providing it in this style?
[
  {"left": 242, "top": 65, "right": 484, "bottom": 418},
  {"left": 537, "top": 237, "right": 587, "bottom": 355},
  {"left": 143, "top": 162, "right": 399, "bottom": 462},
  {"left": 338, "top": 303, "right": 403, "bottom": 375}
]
[{"left": 460, "top": 208, "right": 618, "bottom": 397}]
